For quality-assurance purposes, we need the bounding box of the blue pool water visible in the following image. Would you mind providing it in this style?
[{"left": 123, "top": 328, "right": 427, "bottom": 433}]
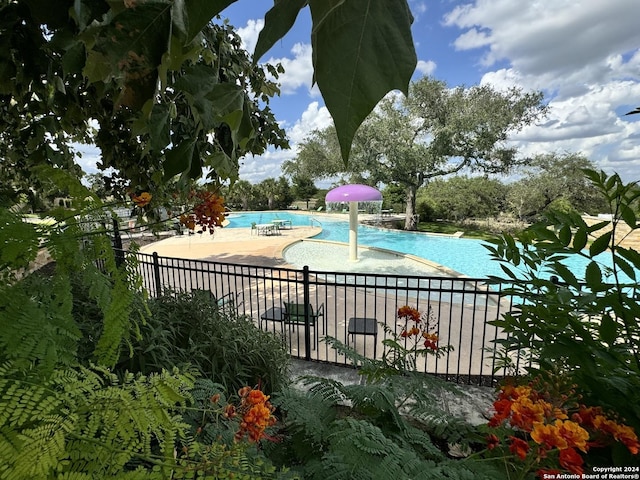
[{"left": 225, "top": 212, "right": 608, "bottom": 279}]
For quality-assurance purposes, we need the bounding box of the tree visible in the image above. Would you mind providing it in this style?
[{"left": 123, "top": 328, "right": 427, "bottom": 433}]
[
  {"left": 226, "top": 180, "right": 255, "bottom": 211},
  {"left": 505, "top": 152, "right": 608, "bottom": 221},
  {"left": 291, "top": 175, "right": 318, "bottom": 210},
  {"left": 382, "top": 184, "right": 406, "bottom": 213},
  {"left": 288, "top": 77, "right": 547, "bottom": 229},
  {"left": 1, "top": 0, "right": 416, "bottom": 208},
  {"left": 421, "top": 176, "right": 508, "bottom": 221}
]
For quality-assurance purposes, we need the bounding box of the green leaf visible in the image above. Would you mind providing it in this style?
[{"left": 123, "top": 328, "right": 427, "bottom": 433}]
[
  {"left": 572, "top": 227, "right": 587, "bottom": 251},
  {"left": 254, "top": 0, "right": 308, "bottom": 63},
  {"left": 589, "top": 231, "right": 612, "bottom": 257},
  {"left": 82, "top": 50, "right": 111, "bottom": 83},
  {"left": 617, "top": 247, "right": 640, "bottom": 270},
  {"left": 620, "top": 204, "right": 637, "bottom": 229},
  {"left": 586, "top": 220, "right": 610, "bottom": 233},
  {"left": 149, "top": 104, "right": 171, "bottom": 152},
  {"left": 208, "top": 84, "right": 245, "bottom": 119},
  {"left": 553, "top": 263, "right": 578, "bottom": 287},
  {"left": 558, "top": 224, "right": 571, "bottom": 247},
  {"left": 184, "top": 0, "right": 238, "bottom": 41},
  {"left": 599, "top": 315, "right": 617, "bottom": 346},
  {"left": 164, "top": 137, "right": 196, "bottom": 179},
  {"left": 204, "top": 151, "right": 236, "bottom": 182},
  {"left": 613, "top": 255, "right": 636, "bottom": 281},
  {"left": 309, "top": 0, "right": 416, "bottom": 161},
  {"left": 585, "top": 261, "right": 603, "bottom": 287},
  {"left": 174, "top": 64, "right": 219, "bottom": 97},
  {"left": 61, "top": 42, "right": 85, "bottom": 77}
]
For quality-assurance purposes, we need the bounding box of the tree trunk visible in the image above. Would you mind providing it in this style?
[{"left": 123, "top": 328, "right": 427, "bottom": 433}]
[{"left": 404, "top": 185, "right": 418, "bottom": 231}]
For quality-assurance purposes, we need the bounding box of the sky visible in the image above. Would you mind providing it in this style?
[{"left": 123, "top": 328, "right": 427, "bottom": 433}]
[{"left": 78, "top": 0, "right": 640, "bottom": 187}]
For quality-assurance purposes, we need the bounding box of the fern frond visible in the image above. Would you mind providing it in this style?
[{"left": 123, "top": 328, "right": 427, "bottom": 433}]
[
  {"left": 273, "top": 387, "right": 336, "bottom": 445},
  {"left": 0, "top": 272, "right": 80, "bottom": 373}
]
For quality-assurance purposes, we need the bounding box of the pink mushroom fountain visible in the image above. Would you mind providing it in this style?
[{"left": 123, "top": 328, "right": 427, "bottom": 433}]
[{"left": 325, "top": 184, "right": 383, "bottom": 261}]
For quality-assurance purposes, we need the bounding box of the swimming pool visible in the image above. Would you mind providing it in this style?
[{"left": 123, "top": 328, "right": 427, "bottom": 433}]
[{"left": 225, "top": 212, "right": 608, "bottom": 279}]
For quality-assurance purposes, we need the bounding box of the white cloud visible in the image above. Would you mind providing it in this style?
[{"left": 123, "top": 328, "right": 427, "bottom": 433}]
[
  {"left": 236, "top": 19, "right": 263, "bottom": 54},
  {"left": 235, "top": 19, "right": 316, "bottom": 97},
  {"left": 266, "top": 43, "right": 317, "bottom": 96},
  {"left": 415, "top": 60, "right": 436, "bottom": 76},
  {"left": 442, "top": 0, "right": 640, "bottom": 182},
  {"left": 239, "top": 102, "right": 333, "bottom": 183}
]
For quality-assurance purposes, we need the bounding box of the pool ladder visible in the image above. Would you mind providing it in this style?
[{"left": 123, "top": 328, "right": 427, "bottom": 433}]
[{"left": 310, "top": 217, "right": 322, "bottom": 228}]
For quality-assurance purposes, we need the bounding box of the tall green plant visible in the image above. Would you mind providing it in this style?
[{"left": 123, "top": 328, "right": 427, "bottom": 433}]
[
  {"left": 485, "top": 170, "right": 640, "bottom": 464},
  {"left": 116, "top": 290, "right": 291, "bottom": 395}
]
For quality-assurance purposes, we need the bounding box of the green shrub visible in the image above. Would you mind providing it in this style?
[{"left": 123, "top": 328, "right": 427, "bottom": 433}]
[
  {"left": 485, "top": 170, "right": 640, "bottom": 470},
  {"left": 118, "top": 290, "right": 290, "bottom": 395},
  {"left": 265, "top": 336, "right": 500, "bottom": 479}
]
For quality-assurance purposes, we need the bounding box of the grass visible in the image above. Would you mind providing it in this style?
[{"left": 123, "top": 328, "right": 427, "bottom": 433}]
[{"left": 416, "top": 220, "right": 497, "bottom": 240}]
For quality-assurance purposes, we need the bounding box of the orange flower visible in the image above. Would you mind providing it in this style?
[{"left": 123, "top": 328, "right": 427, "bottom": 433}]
[
  {"left": 531, "top": 422, "right": 568, "bottom": 450},
  {"left": 397, "top": 305, "right": 421, "bottom": 323},
  {"left": 247, "top": 389, "right": 269, "bottom": 405},
  {"left": 510, "top": 396, "right": 547, "bottom": 432},
  {"left": 489, "top": 398, "right": 513, "bottom": 427},
  {"left": 556, "top": 420, "right": 589, "bottom": 452},
  {"left": 234, "top": 386, "right": 277, "bottom": 443},
  {"left": 508, "top": 436, "right": 530, "bottom": 460},
  {"left": 594, "top": 417, "right": 640, "bottom": 454},
  {"left": 558, "top": 447, "right": 584, "bottom": 475},
  {"left": 132, "top": 192, "right": 152, "bottom": 207}
]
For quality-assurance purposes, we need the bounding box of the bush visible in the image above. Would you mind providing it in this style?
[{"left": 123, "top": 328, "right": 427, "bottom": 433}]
[
  {"left": 117, "top": 290, "right": 291, "bottom": 395},
  {"left": 484, "top": 170, "right": 640, "bottom": 472}
]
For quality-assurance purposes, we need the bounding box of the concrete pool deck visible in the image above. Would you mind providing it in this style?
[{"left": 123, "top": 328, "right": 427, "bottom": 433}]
[
  {"left": 138, "top": 222, "right": 454, "bottom": 277},
  {"left": 139, "top": 224, "right": 322, "bottom": 267}
]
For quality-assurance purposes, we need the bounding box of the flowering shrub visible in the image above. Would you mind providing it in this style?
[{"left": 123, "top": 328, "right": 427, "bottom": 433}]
[
  {"left": 381, "top": 305, "right": 453, "bottom": 372},
  {"left": 485, "top": 375, "right": 640, "bottom": 476},
  {"left": 223, "top": 386, "right": 277, "bottom": 443},
  {"left": 179, "top": 191, "right": 226, "bottom": 234}
]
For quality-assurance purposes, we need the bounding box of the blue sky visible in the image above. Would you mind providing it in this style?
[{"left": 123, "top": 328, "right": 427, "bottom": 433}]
[{"left": 78, "top": 1, "right": 640, "bottom": 187}]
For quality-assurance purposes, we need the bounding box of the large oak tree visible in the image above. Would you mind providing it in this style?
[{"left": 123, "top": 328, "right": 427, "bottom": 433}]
[{"left": 286, "top": 77, "right": 548, "bottom": 229}]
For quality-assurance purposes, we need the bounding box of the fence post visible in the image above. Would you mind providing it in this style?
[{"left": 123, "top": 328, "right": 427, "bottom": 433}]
[
  {"left": 152, "top": 252, "right": 162, "bottom": 298},
  {"left": 112, "top": 218, "right": 125, "bottom": 267},
  {"left": 302, "top": 265, "right": 311, "bottom": 360}
]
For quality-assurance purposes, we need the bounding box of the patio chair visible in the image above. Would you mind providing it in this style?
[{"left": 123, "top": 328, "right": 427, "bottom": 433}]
[
  {"left": 283, "top": 301, "right": 325, "bottom": 349},
  {"left": 216, "top": 291, "right": 243, "bottom": 315},
  {"left": 192, "top": 289, "right": 242, "bottom": 316}
]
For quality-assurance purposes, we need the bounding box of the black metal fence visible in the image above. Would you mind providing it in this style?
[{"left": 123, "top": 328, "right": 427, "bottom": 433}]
[{"left": 130, "top": 249, "right": 520, "bottom": 386}]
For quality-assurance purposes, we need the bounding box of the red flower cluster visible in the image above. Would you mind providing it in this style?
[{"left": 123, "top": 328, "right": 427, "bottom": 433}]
[
  {"left": 233, "top": 386, "right": 277, "bottom": 443},
  {"left": 397, "top": 305, "right": 440, "bottom": 352},
  {"left": 180, "top": 191, "right": 226, "bottom": 234},
  {"left": 487, "top": 379, "right": 640, "bottom": 475}
]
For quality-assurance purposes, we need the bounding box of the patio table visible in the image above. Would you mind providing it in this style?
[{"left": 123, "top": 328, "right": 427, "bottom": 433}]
[
  {"left": 347, "top": 317, "right": 378, "bottom": 358},
  {"left": 256, "top": 223, "right": 278, "bottom": 235}
]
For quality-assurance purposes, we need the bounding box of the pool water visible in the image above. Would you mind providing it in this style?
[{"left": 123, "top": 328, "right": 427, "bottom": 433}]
[{"left": 225, "top": 212, "right": 610, "bottom": 279}]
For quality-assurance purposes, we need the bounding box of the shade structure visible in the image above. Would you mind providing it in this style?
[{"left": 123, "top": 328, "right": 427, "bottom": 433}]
[{"left": 325, "top": 184, "right": 383, "bottom": 261}]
